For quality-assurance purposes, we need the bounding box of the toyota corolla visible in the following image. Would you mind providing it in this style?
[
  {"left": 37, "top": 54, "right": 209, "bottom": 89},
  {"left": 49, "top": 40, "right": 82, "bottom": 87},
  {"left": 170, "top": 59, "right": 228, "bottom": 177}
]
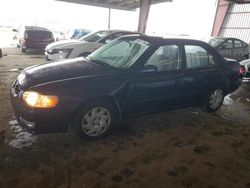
[{"left": 10, "top": 35, "right": 241, "bottom": 140}]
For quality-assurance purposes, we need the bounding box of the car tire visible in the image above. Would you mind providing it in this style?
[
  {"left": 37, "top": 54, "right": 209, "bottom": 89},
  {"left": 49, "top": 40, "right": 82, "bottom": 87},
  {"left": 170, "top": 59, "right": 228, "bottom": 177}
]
[
  {"left": 73, "top": 100, "right": 116, "bottom": 140},
  {"left": 21, "top": 47, "right": 26, "bottom": 53},
  {"left": 203, "top": 88, "right": 224, "bottom": 112}
]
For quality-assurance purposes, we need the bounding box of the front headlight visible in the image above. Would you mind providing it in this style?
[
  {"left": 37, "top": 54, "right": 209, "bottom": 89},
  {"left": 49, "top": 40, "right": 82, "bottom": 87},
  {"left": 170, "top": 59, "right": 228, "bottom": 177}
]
[
  {"left": 22, "top": 91, "right": 58, "bottom": 108},
  {"left": 50, "top": 48, "right": 72, "bottom": 60}
]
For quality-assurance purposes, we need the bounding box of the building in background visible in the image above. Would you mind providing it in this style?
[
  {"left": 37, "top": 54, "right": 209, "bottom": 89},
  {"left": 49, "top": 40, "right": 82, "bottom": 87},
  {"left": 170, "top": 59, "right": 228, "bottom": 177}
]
[{"left": 212, "top": 0, "right": 250, "bottom": 43}]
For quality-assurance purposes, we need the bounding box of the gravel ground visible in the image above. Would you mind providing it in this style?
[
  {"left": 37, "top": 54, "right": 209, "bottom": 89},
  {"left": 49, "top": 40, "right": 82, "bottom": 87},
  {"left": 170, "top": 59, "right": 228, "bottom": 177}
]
[{"left": 1, "top": 48, "right": 250, "bottom": 188}]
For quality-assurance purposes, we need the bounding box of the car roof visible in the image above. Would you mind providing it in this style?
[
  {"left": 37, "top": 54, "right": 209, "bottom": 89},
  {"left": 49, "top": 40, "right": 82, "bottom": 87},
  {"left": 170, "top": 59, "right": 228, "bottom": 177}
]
[
  {"left": 207, "top": 36, "right": 246, "bottom": 41},
  {"left": 95, "top": 29, "right": 141, "bottom": 34},
  {"left": 119, "top": 34, "right": 210, "bottom": 45}
]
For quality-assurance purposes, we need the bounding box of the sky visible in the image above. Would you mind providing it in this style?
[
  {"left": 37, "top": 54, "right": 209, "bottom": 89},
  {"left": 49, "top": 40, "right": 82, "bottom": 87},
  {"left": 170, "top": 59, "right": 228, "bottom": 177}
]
[{"left": 0, "top": 0, "right": 217, "bottom": 37}]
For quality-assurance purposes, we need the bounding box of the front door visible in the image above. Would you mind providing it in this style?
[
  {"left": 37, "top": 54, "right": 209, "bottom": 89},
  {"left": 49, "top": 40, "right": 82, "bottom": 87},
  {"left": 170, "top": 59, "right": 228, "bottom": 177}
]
[{"left": 128, "top": 44, "right": 188, "bottom": 115}]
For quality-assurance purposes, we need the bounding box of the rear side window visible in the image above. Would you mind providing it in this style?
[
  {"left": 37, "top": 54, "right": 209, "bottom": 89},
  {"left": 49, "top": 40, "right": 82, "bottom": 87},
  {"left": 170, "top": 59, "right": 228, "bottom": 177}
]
[
  {"left": 234, "top": 39, "right": 246, "bottom": 48},
  {"left": 185, "top": 45, "right": 216, "bottom": 69}
]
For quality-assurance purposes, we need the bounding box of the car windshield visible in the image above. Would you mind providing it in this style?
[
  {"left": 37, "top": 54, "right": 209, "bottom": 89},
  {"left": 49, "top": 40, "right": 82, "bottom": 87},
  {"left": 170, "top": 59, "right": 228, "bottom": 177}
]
[
  {"left": 71, "top": 29, "right": 90, "bottom": 39},
  {"left": 208, "top": 38, "right": 225, "bottom": 47},
  {"left": 79, "top": 30, "right": 113, "bottom": 42},
  {"left": 87, "top": 38, "right": 151, "bottom": 71}
]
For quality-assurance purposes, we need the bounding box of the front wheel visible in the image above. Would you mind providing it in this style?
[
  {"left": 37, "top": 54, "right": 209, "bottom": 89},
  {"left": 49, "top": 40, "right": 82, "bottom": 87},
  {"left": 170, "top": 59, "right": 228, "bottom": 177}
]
[
  {"left": 73, "top": 101, "right": 116, "bottom": 140},
  {"left": 203, "top": 89, "right": 224, "bottom": 112},
  {"left": 21, "top": 46, "right": 26, "bottom": 53}
]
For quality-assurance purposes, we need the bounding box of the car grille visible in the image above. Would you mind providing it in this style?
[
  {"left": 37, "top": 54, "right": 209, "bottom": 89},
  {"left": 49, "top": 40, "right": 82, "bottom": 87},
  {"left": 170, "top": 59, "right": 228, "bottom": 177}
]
[
  {"left": 12, "top": 80, "right": 21, "bottom": 96},
  {"left": 247, "top": 67, "right": 250, "bottom": 72}
]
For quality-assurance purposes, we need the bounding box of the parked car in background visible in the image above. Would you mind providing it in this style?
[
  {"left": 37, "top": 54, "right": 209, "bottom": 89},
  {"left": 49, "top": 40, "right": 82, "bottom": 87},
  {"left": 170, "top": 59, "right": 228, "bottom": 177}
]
[
  {"left": 206, "top": 37, "right": 249, "bottom": 61},
  {"left": 65, "top": 28, "right": 91, "bottom": 40},
  {"left": 17, "top": 26, "right": 55, "bottom": 52},
  {"left": 239, "top": 59, "right": 250, "bottom": 82},
  {"left": 45, "top": 30, "right": 141, "bottom": 62},
  {"left": 11, "top": 35, "right": 241, "bottom": 140}
]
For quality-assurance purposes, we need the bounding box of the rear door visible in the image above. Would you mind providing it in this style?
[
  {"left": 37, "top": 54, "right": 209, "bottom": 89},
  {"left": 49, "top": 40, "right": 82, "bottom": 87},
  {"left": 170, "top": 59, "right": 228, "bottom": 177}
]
[{"left": 183, "top": 43, "right": 223, "bottom": 103}]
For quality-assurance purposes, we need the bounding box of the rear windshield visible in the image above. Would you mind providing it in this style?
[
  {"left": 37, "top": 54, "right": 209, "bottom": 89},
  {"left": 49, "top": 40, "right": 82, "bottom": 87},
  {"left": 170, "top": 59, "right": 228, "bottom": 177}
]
[{"left": 26, "top": 30, "right": 52, "bottom": 39}]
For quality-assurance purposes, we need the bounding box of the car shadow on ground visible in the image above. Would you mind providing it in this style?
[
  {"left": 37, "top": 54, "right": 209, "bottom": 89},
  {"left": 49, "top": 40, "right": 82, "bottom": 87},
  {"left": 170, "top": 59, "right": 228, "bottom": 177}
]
[{"left": 20, "top": 48, "right": 45, "bottom": 56}]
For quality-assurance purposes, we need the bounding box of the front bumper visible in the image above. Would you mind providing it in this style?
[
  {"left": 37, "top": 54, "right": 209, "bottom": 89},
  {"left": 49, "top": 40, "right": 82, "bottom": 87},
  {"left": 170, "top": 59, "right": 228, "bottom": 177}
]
[
  {"left": 241, "top": 72, "right": 250, "bottom": 83},
  {"left": 10, "top": 83, "right": 75, "bottom": 134},
  {"left": 242, "top": 77, "right": 250, "bottom": 83}
]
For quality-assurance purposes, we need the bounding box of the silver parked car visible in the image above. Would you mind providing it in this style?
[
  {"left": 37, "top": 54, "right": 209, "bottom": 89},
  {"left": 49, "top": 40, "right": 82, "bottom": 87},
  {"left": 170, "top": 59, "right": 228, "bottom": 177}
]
[
  {"left": 240, "top": 59, "right": 250, "bottom": 82},
  {"left": 45, "top": 30, "right": 141, "bottom": 62},
  {"left": 206, "top": 37, "right": 249, "bottom": 61}
]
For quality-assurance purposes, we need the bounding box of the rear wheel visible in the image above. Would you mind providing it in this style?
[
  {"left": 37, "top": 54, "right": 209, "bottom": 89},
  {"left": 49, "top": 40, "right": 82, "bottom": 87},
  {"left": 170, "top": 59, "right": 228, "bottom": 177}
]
[
  {"left": 203, "top": 88, "right": 224, "bottom": 112},
  {"left": 73, "top": 101, "right": 116, "bottom": 140}
]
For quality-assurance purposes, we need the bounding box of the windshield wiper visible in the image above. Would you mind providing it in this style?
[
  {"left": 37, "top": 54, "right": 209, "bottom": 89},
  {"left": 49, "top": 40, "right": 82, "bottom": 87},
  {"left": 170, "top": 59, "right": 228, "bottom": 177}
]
[{"left": 89, "top": 58, "right": 122, "bottom": 71}]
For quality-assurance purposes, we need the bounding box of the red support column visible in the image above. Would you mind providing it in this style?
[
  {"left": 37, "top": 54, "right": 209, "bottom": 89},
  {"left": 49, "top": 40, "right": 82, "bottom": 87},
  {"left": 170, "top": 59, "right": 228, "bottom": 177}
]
[
  {"left": 138, "top": 0, "right": 151, "bottom": 33},
  {"left": 211, "top": 0, "right": 230, "bottom": 36}
]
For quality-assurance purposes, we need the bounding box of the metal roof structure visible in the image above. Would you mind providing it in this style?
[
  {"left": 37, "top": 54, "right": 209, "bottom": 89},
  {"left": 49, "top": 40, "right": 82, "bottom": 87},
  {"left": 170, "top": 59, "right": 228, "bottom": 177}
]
[
  {"left": 225, "top": 0, "right": 250, "bottom": 3},
  {"left": 212, "top": 0, "right": 250, "bottom": 42},
  {"left": 56, "top": 0, "right": 172, "bottom": 33},
  {"left": 56, "top": 0, "right": 171, "bottom": 11}
]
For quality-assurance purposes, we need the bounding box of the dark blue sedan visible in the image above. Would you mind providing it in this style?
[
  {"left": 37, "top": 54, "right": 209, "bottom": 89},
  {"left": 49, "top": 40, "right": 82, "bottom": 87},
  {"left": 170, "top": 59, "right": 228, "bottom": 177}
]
[{"left": 10, "top": 35, "right": 241, "bottom": 140}]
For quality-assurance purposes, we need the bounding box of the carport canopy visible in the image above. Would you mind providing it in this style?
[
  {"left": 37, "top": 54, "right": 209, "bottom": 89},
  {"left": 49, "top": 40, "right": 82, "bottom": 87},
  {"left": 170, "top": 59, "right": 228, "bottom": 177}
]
[{"left": 56, "top": 0, "right": 172, "bottom": 33}]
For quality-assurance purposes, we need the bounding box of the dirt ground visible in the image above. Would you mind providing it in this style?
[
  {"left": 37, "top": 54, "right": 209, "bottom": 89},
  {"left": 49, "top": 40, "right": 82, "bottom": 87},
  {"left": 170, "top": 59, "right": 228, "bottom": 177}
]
[{"left": 1, "top": 48, "right": 250, "bottom": 188}]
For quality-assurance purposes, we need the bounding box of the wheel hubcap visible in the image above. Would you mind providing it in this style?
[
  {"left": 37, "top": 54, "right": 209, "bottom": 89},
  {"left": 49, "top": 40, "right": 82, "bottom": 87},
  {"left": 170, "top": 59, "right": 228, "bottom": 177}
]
[
  {"left": 209, "top": 89, "right": 223, "bottom": 110},
  {"left": 81, "top": 107, "right": 111, "bottom": 137}
]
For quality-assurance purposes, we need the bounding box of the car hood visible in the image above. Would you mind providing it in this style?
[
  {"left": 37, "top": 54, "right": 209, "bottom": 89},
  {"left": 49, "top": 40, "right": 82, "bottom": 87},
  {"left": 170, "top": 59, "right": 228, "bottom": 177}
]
[
  {"left": 45, "top": 39, "right": 88, "bottom": 50},
  {"left": 17, "top": 57, "right": 118, "bottom": 89}
]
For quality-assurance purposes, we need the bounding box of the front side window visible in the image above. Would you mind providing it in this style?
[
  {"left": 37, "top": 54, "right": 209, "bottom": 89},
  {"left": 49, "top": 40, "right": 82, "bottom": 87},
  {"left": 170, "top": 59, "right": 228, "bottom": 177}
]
[
  {"left": 144, "top": 45, "right": 181, "bottom": 72},
  {"left": 88, "top": 38, "right": 151, "bottom": 70},
  {"left": 185, "top": 45, "right": 216, "bottom": 69}
]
